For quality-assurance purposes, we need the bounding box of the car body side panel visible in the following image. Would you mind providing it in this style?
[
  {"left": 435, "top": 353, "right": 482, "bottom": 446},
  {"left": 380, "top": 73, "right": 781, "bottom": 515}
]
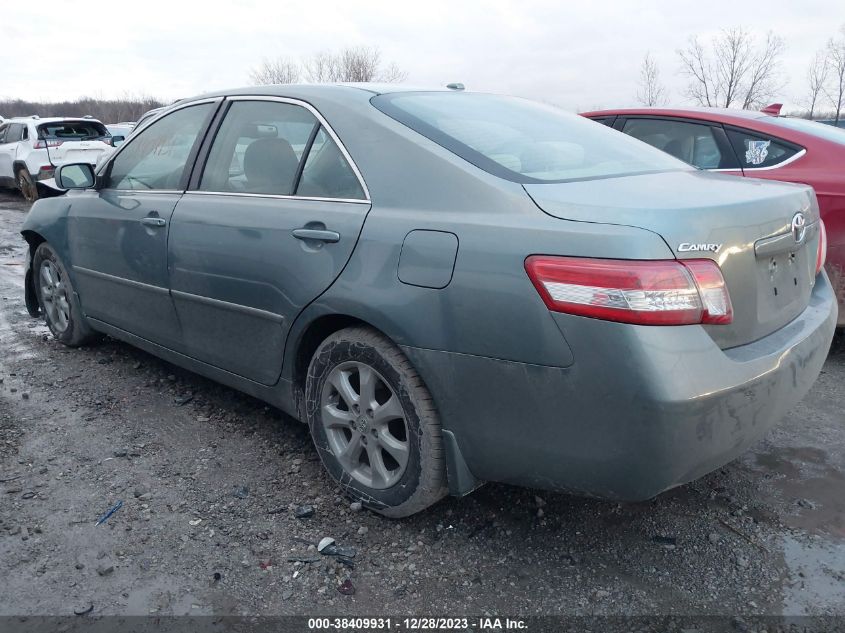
[{"left": 402, "top": 273, "right": 836, "bottom": 499}]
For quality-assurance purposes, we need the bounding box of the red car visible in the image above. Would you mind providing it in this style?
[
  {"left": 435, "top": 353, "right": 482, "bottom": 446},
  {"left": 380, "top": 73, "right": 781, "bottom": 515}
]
[{"left": 582, "top": 105, "right": 845, "bottom": 324}]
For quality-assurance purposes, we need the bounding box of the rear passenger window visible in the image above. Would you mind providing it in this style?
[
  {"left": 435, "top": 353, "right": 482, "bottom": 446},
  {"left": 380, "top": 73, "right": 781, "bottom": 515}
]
[
  {"left": 5, "top": 124, "right": 24, "bottom": 144},
  {"left": 296, "top": 128, "right": 365, "bottom": 200},
  {"left": 725, "top": 129, "right": 800, "bottom": 169},
  {"left": 622, "top": 118, "right": 730, "bottom": 169},
  {"left": 200, "top": 101, "right": 317, "bottom": 196}
]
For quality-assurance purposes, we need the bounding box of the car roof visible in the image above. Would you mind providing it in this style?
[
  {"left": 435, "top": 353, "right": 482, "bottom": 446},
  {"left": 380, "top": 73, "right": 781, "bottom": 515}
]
[
  {"left": 581, "top": 106, "right": 770, "bottom": 122},
  {"left": 181, "top": 82, "right": 453, "bottom": 104},
  {"left": 5, "top": 116, "right": 104, "bottom": 125}
]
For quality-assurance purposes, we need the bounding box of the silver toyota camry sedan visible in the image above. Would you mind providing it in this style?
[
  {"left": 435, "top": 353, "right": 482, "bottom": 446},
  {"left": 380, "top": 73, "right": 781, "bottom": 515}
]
[{"left": 21, "top": 85, "right": 836, "bottom": 516}]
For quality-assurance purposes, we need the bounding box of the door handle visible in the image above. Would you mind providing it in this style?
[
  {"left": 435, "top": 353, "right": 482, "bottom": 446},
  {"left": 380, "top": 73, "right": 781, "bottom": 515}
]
[
  {"left": 140, "top": 217, "right": 166, "bottom": 227},
  {"left": 292, "top": 228, "right": 340, "bottom": 243}
]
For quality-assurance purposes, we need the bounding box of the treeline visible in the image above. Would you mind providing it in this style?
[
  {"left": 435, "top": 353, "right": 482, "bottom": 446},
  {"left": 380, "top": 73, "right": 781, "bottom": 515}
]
[{"left": 0, "top": 97, "right": 166, "bottom": 123}]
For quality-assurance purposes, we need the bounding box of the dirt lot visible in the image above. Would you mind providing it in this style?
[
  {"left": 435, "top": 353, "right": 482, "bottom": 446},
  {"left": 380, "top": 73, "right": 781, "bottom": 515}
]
[{"left": 0, "top": 190, "right": 843, "bottom": 620}]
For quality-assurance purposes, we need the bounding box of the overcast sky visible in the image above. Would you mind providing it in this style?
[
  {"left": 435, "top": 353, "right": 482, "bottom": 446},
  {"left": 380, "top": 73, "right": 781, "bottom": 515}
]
[{"left": 2, "top": 0, "right": 842, "bottom": 112}]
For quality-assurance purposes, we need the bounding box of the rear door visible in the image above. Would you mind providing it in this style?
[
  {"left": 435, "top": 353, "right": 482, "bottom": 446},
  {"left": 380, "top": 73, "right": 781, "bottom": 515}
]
[
  {"left": 168, "top": 97, "right": 371, "bottom": 385},
  {"left": 67, "top": 101, "right": 218, "bottom": 349},
  {"left": 617, "top": 116, "right": 742, "bottom": 174}
]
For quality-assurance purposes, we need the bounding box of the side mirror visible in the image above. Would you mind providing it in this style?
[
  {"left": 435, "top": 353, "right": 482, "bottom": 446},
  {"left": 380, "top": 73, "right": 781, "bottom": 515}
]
[
  {"left": 111, "top": 135, "right": 125, "bottom": 147},
  {"left": 55, "top": 163, "right": 96, "bottom": 190}
]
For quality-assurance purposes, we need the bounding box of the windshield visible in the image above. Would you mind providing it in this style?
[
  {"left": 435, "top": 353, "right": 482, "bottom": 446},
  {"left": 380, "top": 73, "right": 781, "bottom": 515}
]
[
  {"left": 371, "top": 92, "right": 690, "bottom": 183},
  {"left": 766, "top": 117, "right": 845, "bottom": 146},
  {"left": 37, "top": 121, "right": 109, "bottom": 141}
]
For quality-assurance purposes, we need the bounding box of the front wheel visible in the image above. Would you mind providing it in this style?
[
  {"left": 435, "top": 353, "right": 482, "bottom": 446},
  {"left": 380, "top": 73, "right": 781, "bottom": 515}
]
[
  {"left": 305, "top": 326, "right": 447, "bottom": 517},
  {"left": 33, "top": 243, "right": 95, "bottom": 346}
]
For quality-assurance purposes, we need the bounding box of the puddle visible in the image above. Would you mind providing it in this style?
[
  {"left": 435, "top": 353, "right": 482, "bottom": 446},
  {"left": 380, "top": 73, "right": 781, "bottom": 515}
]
[
  {"left": 754, "top": 448, "right": 845, "bottom": 538},
  {"left": 781, "top": 534, "right": 845, "bottom": 615}
]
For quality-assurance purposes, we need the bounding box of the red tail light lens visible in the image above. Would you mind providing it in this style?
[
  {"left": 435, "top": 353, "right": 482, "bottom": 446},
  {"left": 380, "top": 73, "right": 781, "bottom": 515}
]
[
  {"left": 33, "top": 140, "right": 64, "bottom": 149},
  {"left": 525, "top": 256, "right": 733, "bottom": 326},
  {"left": 816, "top": 219, "right": 827, "bottom": 276}
]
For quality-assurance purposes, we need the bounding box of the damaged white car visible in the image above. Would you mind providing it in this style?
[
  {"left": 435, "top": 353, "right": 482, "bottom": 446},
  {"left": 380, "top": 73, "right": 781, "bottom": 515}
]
[{"left": 0, "top": 117, "right": 116, "bottom": 202}]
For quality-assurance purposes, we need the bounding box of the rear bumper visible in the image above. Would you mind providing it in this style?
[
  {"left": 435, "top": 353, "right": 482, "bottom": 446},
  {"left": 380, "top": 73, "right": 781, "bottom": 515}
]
[{"left": 403, "top": 273, "right": 837, "bottom": 500}]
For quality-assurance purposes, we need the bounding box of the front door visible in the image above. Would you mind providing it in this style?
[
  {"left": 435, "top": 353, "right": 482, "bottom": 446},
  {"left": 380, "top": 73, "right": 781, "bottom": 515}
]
[
  {"left": 167, "top": 98, "right": 371, "bottom": 385},
  {"left": 67, "top": 101, "right": 217, "bottom": 349}
]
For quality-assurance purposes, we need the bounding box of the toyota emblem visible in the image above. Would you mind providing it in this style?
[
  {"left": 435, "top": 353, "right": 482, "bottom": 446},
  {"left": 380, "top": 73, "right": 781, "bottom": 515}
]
[{"left": 791, "top": 212, "right": 807, "bottom": 244}]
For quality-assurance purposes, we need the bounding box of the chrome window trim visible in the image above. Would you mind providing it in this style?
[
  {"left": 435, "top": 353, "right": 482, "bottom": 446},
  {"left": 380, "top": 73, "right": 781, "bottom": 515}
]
[
  {"left": 171, "top": 289, "right": 284, "bottom": 323},
  {"left": 184, "top": 190, "right": 370, "bottom": 205},
  {"left": 741, "top": 148, "right": 807, "bottom": 172},
  {"left": 95, "top": 97, "right": 224, "bottom": 182},
  {"left": 204, "top": 95, "right": 371, "bottom": 202}
]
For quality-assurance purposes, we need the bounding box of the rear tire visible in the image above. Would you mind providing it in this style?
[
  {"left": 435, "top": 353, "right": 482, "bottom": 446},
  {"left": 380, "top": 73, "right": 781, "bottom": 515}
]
[
  {"left": 33, "top": 243, "right": 95, "bottom": 346},
  {"left": 305, "top": 326, "right": 447, "bottom": 518},
  {"left": 17, "top": 168, "right": 39, "bottom": 203}
]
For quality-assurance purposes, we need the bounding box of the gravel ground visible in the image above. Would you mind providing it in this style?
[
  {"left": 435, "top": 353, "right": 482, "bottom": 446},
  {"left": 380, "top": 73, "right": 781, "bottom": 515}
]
[{"left": 0, "top": 190, "right": 843, "bottom": 619}]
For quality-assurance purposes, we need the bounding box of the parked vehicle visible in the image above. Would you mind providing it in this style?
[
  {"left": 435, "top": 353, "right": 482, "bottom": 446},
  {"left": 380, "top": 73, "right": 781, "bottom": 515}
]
[
  {"left": 0, "top": 117, "right": 114, "bottom": 202},
  {"left": 134, "top": 106, "right": 166, "bottom": 131},
  {"left": 105, "top": 124, "right": 134, "bottom": 147},
  {"left": 21, "top": 86, "right": 836, "bottom": 516},
  {"left": 581, "top": 106, "right": 845, "bottom": 324}
]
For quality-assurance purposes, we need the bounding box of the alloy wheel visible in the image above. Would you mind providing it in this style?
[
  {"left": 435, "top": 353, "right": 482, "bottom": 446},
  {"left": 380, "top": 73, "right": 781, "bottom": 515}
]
[
  {"left": 320, "top": 361, "right": 410, "bottom": 489},
  {"left": 39, "top": 260, "right": 70, "bottom": 333}
]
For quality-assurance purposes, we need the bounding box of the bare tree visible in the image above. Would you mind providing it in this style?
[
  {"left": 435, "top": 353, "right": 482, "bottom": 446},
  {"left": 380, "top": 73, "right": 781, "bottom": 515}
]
[
  {"left": 303, "top": 51, "right": 340, "bottom": 83},
  {"left": 303, "top": 46, "right": 407, "bottom": 83},
  {"left": 741, "top": 32, "right": 786, "bottom": 108},
  {"left": 678, "top": 37, "right": 717, "bottom": 106},
  {"left": 678, "top": 28, "right": 785, "bottom": 109},
  {"left": 826, "top": 27, "right": 845, "bottom": 124},
  {"left": 635, "top": 52, "right": 667, "bottom": 106},
  {"left": 249, "top": 57, "right": 300, "bottom": 85},
  {"left": 805, "top": 50, "right": 830, "bottom": 118}
]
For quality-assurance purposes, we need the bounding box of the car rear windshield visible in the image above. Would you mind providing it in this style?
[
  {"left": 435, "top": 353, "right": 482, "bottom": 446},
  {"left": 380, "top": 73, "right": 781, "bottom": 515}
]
[
  {"left": 766, "top": 117, "right": 845, "bottom": 146},
  {"left": 371, "top": 92, "right": 689, "bottom": 183},
  {"left": 37, "top": 121, "right": 109, "bottom": 140}
]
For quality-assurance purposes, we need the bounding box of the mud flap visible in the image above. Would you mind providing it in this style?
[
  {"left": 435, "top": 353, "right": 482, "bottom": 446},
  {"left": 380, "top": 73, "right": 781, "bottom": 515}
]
[{"left": 442, "top": 430, "right": 483, "bottom": 497}]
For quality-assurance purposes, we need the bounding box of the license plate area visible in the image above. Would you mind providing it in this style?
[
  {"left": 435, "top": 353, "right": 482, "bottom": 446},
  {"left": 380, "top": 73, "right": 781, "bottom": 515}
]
[{"left": 755, "top": 248, "right": 812, "bottom": 325}]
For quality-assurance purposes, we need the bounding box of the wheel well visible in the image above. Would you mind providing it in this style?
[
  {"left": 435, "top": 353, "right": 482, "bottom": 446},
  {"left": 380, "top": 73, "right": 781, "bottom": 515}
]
[
  {"left": 21, "top": 231, "right": 46, "bottom": 317},
  {"left": 293, "top": 314, "right": 367, "bottom": 399},
  {"left": 21, "top": 230, "right": 45, "bottom": 253}
]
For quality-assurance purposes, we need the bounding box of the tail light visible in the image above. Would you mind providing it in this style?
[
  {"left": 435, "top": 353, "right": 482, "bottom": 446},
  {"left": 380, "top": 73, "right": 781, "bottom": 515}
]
[
  {"left": 525, "top": 256, "right": 733, "bottom": 326},
  {"left": 816, "top": 219, "right": 827, "bottom": 276},
  {"left": 36, "top": 165, "right": 55, "bottom": 181},
  {"left": 33, "top": 139, "right": 63, "bottom": 149}
]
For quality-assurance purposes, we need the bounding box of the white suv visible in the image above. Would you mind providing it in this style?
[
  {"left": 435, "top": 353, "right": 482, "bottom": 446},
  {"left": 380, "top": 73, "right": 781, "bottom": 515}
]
[{"left": 0, "top": 116, "right": 116, "bottom": 202}]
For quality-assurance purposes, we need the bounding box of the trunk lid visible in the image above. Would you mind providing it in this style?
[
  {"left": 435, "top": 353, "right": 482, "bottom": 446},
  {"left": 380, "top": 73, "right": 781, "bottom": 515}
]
[
  {"left": 47, "top": 139, "right": 112, "bottom": 167},
  {"left": 525, "top": 170, "right": 821, "bottom": 349}
]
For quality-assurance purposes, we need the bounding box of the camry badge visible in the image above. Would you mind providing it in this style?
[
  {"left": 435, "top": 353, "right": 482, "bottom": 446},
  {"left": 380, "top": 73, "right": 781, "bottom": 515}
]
[
  {"left": 678, "top": 243, "right": 722, "bottom": 253},
  {"left": 791, "top": 212, "right": 807, "bottom": 244}
]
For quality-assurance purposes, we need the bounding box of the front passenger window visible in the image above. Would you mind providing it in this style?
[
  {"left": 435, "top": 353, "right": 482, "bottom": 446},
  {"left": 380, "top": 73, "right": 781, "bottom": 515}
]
[{"left": 106, "top": 103, "right": 213, "bottom": 191}]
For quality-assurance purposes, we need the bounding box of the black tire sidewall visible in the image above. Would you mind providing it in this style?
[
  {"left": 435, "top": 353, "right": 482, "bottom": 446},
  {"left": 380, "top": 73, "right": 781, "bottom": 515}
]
[
  {"left": 17, "top": 169, "right": 38, "bottom": 202},
  {"left": 33, "top": 243, "right": 86, "bottom": 344},
  {"left": 306, "top": 336, "right": 424, "bottom": 511}
]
